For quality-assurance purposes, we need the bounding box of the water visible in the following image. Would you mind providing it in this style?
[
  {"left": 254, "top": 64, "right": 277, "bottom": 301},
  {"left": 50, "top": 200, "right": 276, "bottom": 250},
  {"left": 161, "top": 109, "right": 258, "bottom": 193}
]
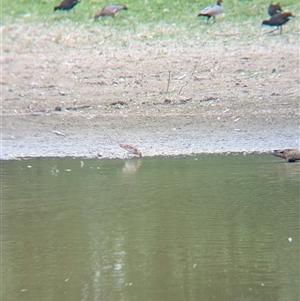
[{"left": 2, "top": 154, "right": 299, "bottom": 301}]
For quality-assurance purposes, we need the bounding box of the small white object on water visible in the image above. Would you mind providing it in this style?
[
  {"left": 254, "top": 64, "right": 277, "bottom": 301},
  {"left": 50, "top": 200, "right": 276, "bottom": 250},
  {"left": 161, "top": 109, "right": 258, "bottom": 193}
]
[
  {"left": 27, "top": 165, "right": 32, "bottom": 168},
  {"left": 288, "top": 237, "right": 293, "bottom": 242}
]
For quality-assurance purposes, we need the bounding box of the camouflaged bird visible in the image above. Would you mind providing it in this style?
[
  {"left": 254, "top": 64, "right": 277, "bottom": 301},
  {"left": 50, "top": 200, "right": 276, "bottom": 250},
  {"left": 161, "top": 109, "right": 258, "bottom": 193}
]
[
  {"left": 272, "top": 149, "right": 300, "bottom": 162},
  {"left": 119, "top": 144, "right": 142, "bottom": 158},
  {"left": 94, "top": 4, "right": 128, "bottom": 20}
]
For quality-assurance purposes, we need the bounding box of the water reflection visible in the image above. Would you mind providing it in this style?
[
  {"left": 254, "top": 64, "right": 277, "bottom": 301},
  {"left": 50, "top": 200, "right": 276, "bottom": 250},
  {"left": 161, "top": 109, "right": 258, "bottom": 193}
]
[
  {"left": 121, "top": 159, "right": 142, "bottom": 176},
  {"left": 2, "top": 155, "right": 299, "bottom": 301}
]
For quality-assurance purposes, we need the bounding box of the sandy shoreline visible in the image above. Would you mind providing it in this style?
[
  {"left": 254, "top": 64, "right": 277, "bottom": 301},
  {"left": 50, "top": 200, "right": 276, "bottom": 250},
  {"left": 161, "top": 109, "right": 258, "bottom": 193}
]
[
  {"left": 2, "top": 109, "right": 298, "bottom": 160},
  {"left": 2, "top": 21, "right": 299, "bottom": 160}
]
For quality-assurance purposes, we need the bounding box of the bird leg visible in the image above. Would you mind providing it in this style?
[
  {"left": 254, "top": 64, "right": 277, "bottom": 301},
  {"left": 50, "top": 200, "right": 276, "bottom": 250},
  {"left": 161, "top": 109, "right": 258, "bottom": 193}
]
[{"left": 269, "top": 27, "right": 279, "bottom": 34}]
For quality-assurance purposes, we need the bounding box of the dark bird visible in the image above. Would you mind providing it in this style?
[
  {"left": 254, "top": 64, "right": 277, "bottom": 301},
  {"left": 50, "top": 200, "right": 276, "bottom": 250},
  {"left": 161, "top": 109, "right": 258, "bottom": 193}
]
[
  {"left": 268, "top": 3, "right": 282, "bottom": 16},
  {"left": 197, "top": 0, "right": 223, "bottom": 24},
  {"left": 272, "top": 149, "right": 300, "bottom": 162},
  {"left": 262, "top": 12, "right": 295, "bottom": 34},
  {"left": 94, "top": 4, "right": 128, "bottom": 20},
  {"left": 54, "top": 0, "right": 80, "bottom": 12}
]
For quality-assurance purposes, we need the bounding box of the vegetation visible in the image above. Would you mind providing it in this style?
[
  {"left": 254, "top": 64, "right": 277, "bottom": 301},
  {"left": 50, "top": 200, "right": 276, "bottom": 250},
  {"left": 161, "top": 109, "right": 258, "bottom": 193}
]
[
  {"left": 1, "top": 1, "right": 298, "bottom": 46},
  {"left": 2, "top": 0, "right": 298, "bottom": 24}
]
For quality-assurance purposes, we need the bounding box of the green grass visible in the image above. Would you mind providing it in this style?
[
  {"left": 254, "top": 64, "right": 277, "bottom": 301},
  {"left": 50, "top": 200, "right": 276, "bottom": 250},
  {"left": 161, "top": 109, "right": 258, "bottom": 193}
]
[
  {"left": 1, "top": 0, "right": 299, "bottom": 44},
  {"left": 2, "top": 0, "right": 298, "bottom": 23}
]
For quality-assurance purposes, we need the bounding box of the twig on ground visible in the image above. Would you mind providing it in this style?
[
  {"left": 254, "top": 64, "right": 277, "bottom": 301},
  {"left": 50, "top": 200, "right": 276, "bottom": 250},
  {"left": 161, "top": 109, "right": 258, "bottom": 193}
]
[
  {"left": 214, "top": 33, "right": 239, "bottom": 36},
  {"left": 165, "top": 71, "right": 171, "bottom": 99},
  {"left": 52, "top": 129, "right": 66, "bottom": 136},
  {"left": 178, "top": 64, "right": 196, "bottom": 95}
]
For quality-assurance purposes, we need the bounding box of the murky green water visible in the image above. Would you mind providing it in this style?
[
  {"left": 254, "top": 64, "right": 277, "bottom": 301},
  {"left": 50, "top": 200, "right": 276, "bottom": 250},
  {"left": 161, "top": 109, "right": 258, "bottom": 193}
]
[{"left": 2, "top": 154, "right": 299, "bottom": 301}]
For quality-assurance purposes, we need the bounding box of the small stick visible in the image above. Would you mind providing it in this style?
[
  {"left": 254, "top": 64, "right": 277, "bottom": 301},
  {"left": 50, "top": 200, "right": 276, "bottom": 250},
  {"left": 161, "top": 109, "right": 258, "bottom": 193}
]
[
  {"left": 178, "top": 64, "right": 196, "bottom": 95},
  {"left": 165, "top": 71, "right": 171, "bottom": 98},
  {"left": 52, "top": 129, "right": 65, "bottom": 136},
  {"left": 214, "top": 33, "right": 239, "bottom": 36}
]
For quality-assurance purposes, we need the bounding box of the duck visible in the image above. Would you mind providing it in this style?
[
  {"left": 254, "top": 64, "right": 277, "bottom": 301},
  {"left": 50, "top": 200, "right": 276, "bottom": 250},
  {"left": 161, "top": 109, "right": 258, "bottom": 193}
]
[
  {"left": 119, "top": 144, "right": 142, "bottom": 158},
  {"left": 268, "top": 3, "right": 282, "bottom": 16},
  {"left": 94, "top": 4, "right": 128, "bottom": 20},
  {"left": 197, "top": 0, "right": 223, "bottom": 23},
  {"left": 272, "top": 149, "right": 300, "bottom": 162},
  {"left": 54, "top": 0, "right": 80, "bottom": 12},
  {"left": 262, "top": 11, "right": 295, "bottom": 34}
]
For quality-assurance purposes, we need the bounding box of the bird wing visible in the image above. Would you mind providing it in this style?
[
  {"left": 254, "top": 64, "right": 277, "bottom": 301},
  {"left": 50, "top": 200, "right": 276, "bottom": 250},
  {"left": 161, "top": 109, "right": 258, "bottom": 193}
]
[
  {"left": 104, "top": 4, "right": 123, "bottom": 14},
  {"left": 201, "top": 5, "right": 214, "bottom": 13},
  {"left": 201, "top": 5, "right": 223, "bottom": 16}
]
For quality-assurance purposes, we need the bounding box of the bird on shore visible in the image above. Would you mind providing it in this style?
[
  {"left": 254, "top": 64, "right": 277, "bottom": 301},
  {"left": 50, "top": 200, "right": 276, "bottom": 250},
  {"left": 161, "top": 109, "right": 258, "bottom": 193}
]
[
  {"left": 94, "top": 4, "right": 128, "bottom": 20},
  {"left": 119, "top": 144, "right": 142, "bottom": 158},
  {"left": 197, "top": 0, "right": 223, "bottom": 24},
  {"left": 54, "top": 0, "right": 80, "bottom": 12},
  {"left": 268, "top": 3, "right": 282, "bottom": 16},
  {"left": 262, "top": 11, "right": 295, "bottom": 34}
]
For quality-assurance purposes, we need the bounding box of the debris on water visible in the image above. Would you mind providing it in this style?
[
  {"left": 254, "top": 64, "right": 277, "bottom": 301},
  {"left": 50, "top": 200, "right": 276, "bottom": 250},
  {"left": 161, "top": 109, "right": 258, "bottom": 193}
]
[
  {"left": 51, "top": 165, "right": 59, "bottom": 174},
  {"left": 288, "top": 237, "right": 293, "bottom": 242},
  {"left": 27, "top": 165, "right": 32, "bottom": 168},
  {"left": 80, "top": 161, "right": 84, "bottom": 168}
]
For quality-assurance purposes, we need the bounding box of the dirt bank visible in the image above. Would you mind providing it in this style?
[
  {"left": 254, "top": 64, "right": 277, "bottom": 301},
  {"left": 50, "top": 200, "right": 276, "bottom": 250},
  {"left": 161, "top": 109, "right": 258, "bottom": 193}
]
[{"left": 1, "top": 21, "right": 299, "bottom": 159}]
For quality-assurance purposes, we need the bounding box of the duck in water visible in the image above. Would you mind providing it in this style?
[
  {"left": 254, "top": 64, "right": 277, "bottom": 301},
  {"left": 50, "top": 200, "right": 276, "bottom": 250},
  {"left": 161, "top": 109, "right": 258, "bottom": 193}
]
[{"left": 272, "top": 149, "right": 300, "bottom": 162}]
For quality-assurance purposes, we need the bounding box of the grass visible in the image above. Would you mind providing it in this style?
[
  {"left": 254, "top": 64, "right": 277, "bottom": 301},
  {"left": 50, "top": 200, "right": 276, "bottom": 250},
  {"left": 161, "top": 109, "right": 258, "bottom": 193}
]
[
  {"left": 2, "top": 0, "right": 298, "bottom": 24},
  {"left": 1, "top": 0, "right": 299, "bottom": 46}
]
